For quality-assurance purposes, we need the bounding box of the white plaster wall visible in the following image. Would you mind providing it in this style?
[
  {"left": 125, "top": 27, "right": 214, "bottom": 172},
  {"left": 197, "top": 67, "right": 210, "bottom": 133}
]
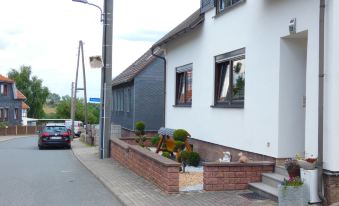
[
  {"left": 324, "top": 0, "right": 339, "bottom": 171},
  {"left": 164, "top": 0, "right": 319, "bottom": 158}
]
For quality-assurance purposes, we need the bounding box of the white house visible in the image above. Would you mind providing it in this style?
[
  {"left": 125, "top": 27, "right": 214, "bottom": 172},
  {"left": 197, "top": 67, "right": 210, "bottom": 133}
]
[{"left": 152, "top": 0, "right": 339, "bottom": 203}]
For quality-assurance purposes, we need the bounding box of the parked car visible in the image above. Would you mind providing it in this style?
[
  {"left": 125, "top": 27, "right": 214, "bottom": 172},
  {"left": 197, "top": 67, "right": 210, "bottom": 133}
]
[
  {"left": 38, "top": 123, "right": 71, "bottom": 149},
  {"left": 65, "top": 120, "right": 84, "bottom": 137}
]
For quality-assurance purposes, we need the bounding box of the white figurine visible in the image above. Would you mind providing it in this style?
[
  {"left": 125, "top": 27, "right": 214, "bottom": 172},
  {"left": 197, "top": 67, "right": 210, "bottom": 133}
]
[{"left": 219, "top": 151, "right": 232, "bottom": 163}]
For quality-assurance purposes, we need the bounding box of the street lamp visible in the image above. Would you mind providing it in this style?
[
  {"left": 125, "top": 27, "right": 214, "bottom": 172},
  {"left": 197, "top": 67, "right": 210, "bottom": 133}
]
[{"left": 72, "top": 0, "right": 113, "bottom": 159}]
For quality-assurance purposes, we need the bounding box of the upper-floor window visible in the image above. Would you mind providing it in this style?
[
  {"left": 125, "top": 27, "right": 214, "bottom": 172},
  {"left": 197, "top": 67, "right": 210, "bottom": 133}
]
[
  {"left": 0, "top": 84, "right": 8, "bottom": 96},
  {"left": 175, "top": 64, "right": 192, "bottom": 106},
  {"left": 214, "top": 48, "right": 245, "bottom": 108},
  {"left": 217, "top": 0, "right": 244, "bottom": 14}
]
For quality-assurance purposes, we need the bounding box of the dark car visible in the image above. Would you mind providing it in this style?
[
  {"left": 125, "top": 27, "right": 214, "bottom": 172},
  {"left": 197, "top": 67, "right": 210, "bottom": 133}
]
[{"left": 38, "top": 124, "right": 71, "bottom": 150}]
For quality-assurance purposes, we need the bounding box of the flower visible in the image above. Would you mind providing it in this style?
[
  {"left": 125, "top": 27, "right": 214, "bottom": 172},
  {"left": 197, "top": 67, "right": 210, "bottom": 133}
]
[
  {"left": 282, "top": 177, "right": 303, "bottom": 188},
  {"left": 284, "top": 158, "right": 300, "bottom": 171}
]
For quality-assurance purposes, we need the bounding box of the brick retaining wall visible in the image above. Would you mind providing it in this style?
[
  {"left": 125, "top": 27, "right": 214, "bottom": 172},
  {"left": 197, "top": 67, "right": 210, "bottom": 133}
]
[
  {"left": 203, "top": 161, "right": 274, "bottom": 191},
  {"left": 111, "top": 138, "right": 180, "bottom": 193},
  {"left": 324, "top": 173, "right": 339, "bottom": 205}
]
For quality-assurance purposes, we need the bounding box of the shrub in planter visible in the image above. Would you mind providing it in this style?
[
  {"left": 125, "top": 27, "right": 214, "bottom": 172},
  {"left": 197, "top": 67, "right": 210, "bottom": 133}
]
[
  {"left": 174, "top": 141, "right": 185, "bottom": 151},
  {"left": 285, "top": 158, "right": 300, "bottom": 178},
  {"left": 135, "top": 121, "right": 147, "bottom": 147},
  {"left": 278, "top": 177, "right": 308, "bottom": 206},
  {"left": 151, "top": 135, "right": 160, "bottom": 146},
  {"left": 173, "top": 129, "right": 189, "bottom": 142},
  {"left": 188, "top": 152, "right": 200, "bottom": 167},
  {"left": 162, "top": 151, "right": 171, "bottom": 159}
]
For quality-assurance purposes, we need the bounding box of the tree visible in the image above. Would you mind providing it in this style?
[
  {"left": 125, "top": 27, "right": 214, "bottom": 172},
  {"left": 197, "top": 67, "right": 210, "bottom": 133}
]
[
  {"left": 46, "top": 93, "right": 61, "bottom": 105},
  {"left": 8, "top": 66, "right": 49, "bottom": 118},
  {"left": 55, "top": 96, "right": 99, "bottom": 124}
]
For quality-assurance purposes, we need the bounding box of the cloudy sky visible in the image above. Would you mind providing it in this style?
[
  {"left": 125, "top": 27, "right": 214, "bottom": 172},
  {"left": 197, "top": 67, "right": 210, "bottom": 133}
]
[{"left": 0, "top": 0, "right": 200, "bottom": 100}]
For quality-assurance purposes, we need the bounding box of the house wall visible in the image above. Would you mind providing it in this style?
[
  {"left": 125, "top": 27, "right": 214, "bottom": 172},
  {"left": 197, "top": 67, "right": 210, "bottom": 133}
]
[
  {"left": 111, "top": 84, "right": 134, "bottom": 131},
  {"left": 323, "top": 0, "right": 339, "bottom": 171},
  {"left": 0, "top": 83, "right": 22, "bottom": 125},
  {"left": 163, "top": 1, "right": 320, "bottom": 159},
  {"left": 134, "top": 57, "right": 165, "bottom": 131}
]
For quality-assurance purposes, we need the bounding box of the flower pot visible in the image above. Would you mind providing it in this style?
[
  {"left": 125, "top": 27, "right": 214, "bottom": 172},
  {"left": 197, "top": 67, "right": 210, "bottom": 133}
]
[
  {"left": 287, "top": 168, "right": 300, "bottom": 178},
  {"left": 166, "top": 139, "right": 175, "bottom": 152},
  {"left": 278, "top": 184, "right": 308, "bottom": 206}
]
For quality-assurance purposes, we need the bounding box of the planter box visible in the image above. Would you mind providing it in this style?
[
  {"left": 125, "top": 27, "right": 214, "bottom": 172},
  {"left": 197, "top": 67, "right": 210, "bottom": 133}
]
[{"left": 278, "top": 184, "right": 308, "bottom": 206}]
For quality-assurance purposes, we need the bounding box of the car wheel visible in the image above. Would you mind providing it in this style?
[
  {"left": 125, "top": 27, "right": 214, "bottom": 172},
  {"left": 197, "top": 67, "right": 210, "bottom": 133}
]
[{"left": 38, "top": 145, "right": 43, "bottom": 150}]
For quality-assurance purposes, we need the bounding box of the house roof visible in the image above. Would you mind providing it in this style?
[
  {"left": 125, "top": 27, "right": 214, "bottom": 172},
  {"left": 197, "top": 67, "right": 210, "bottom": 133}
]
[
  {"left": 22, "top": 102, "right": 30, "bottom": 109},
  {"left": 112, "top": 49, "right": 163, "bottom": 87},
  {"left": 152, "top": 9, "right": 204, "bottom": 49},
  {"left": 0, "top": 75, "right": 14, "bottom": 83},
  {"left": 16, "top": 90, "right": 26, "bottom": 100}
]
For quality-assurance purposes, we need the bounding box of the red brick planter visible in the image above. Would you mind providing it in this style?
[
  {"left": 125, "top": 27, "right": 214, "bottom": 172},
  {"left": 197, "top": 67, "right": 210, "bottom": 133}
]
[
  {"left": 203, "top": 161, "right": 274, "bottom": 191},
  {"left": 110, "top": 138, "right": 180, "bottom": 193}
]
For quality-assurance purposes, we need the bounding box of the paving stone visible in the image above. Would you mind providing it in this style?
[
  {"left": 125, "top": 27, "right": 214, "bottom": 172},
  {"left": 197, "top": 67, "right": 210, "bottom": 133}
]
[{"left": 72, "top": 139, "right": 277, "bottom": 206}]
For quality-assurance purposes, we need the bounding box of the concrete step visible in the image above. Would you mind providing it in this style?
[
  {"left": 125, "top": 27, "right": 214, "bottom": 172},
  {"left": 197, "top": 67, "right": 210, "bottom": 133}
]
[
  {"left": 262, "top": 172, "right": 287, "bottom": 188},
  {"left": 275, "top": 165, "right": 289, "bottom": 177},
  {"left": 248, "top": 182, "right": 278, "bottom": 202}
]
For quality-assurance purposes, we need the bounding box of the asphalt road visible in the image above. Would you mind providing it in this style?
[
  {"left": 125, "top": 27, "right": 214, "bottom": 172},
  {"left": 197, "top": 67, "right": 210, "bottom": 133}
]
[{"left": 0, "top": 137, "right": 123, "bottom": 206}]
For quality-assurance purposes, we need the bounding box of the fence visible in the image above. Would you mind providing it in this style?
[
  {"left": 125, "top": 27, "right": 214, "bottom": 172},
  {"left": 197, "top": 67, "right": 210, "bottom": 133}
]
[{"left": 0, "top": 126, "right": 41, "bottom": 136}]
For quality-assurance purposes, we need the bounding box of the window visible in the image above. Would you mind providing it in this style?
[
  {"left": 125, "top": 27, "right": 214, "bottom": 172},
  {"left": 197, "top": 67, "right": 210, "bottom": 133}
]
[
  {"left": 14, "top": 108, "right": 19, "bottom": 120},
  {"left": 0, "top": 84, "right": 8, "bottom": 96},
  {"left": 175, "top": 64, "right": 192, "bottom": 106},
  {"left": 214, "top": 48, "right": 245, "bottom": 107},
  {"left": 4, "top": 108, "right": 8, "bottom": 120},
  {"left": 125, "top": 88, "right": 131, "bottom": 113},
  {"left": 217, "top": 0, "right": 244, "bottom": 14},
  {"left": 0, "top": 108, "right": 3, "bottom": 121}
]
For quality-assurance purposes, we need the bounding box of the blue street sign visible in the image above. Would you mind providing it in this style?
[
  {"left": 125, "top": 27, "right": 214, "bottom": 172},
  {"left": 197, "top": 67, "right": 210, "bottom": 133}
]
[{"left": 89, "top": 98, "right": 101, "bottom": 103}]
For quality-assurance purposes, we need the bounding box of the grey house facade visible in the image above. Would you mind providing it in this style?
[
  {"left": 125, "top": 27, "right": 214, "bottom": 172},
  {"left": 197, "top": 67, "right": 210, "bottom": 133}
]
[
  {"left": 111, "top": 50, "right": 165, "bottom": 134},
  {"left": 0, "top": 75, "right": 26, "bottom": 125}
]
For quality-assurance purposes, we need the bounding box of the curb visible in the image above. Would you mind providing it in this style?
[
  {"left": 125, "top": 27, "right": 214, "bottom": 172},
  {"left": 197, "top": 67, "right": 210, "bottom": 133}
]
[{"left": 71, "top": 140, "right": 127, "bottom": 206}]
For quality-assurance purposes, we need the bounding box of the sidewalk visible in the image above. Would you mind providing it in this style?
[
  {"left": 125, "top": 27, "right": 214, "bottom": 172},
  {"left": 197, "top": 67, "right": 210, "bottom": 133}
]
[
  {"left": 0, "top": 134, "right": 36, "bottom": 142},
  {"left": 72, "top": 139, "right": 277, "bottom": 206}
]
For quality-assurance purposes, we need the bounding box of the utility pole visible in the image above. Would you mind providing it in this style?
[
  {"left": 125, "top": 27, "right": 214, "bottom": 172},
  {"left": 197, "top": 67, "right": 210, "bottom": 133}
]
[
  {"left": 99, "top": 0, "right": 113, "bottom": 159},
  {"left": 72, "top": 40, "right": 89, "bottom": 138},
  {"left": 71, "top": 82, "right": 75, "bottom": 137}
]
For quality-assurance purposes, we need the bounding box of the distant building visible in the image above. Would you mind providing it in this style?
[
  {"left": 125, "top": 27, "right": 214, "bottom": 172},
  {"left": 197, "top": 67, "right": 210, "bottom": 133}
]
[
  {"left": 0, "top": 75, "right": 29, "bottom": 125},
  {"left": 111, "top": 49, "right": 165, "bottom": 136}
]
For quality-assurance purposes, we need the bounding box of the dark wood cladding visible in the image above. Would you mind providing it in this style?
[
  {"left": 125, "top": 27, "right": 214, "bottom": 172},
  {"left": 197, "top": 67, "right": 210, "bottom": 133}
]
[{"left": 201, "top": 0, "right": 215, "bottom": 13}]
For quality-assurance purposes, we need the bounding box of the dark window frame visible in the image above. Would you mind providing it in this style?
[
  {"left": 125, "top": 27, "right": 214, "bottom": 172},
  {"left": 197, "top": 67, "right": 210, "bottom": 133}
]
[
  {"left": 175, "top": 64, "right": 193, "bottom": 107},
  {"left": 213, "top": 48, "right": 245, "bottom": 108},
  {"left": 216, "top": 0, "right": 245, "bottom": 15}
]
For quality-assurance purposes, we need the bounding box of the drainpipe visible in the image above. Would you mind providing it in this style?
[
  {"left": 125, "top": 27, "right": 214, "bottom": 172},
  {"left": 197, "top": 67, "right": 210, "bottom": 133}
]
[
  {"left": 318, "top": 0, "right": 327, "bottom": 204},
  {"left": 151, "top": 47, "right": 166, "bottom": 128}
]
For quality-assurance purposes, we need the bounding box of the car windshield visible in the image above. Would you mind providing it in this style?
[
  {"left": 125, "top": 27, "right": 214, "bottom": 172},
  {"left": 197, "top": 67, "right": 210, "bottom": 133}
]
[{"left": 44, "top": 126, "right": 67, "bottom": 133}]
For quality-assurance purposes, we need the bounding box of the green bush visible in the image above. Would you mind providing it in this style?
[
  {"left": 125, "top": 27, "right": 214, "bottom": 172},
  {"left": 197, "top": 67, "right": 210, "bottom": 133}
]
[
  {"left": 178, "top": 150, "right": 189, "bottom": 163},
  {"left": 151, "top": 135, "right": 160, "bottom": 146},
  {"left": 135, "top": 121, "right": 145, "bottom": 134},
  {"left": 173, "top": 129, "right": 189, "bottom": 142},
  {"left": 162, "top": 151, "right": 170, "bottom": 159},
  {"left": 174, "top": 141, "right": 185, "bottom": 151},
  {"left": 188, "top": 152, "right": 200, "bottom": 167},
  {"left": 178, "top": 151, "right": 200, "bottom": 166}
]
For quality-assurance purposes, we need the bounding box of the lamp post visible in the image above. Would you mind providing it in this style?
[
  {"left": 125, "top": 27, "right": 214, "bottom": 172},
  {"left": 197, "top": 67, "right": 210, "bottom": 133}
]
[{"left": 72, "top": 0, "right": 113, "bottom": 159}]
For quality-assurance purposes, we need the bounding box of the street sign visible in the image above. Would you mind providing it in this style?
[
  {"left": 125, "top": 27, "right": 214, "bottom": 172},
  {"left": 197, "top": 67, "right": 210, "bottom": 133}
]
[{"left": 89, "top": 98, "right": 101, "bottom": 103}]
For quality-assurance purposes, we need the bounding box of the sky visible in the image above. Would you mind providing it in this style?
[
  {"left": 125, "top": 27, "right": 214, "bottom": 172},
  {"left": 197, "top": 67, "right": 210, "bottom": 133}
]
[{"left": 0, "top": 0, "right": 200, "bottom": 100}]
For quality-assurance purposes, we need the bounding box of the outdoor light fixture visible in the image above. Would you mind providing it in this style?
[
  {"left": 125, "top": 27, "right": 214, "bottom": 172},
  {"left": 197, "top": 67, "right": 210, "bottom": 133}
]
[{"left": 72, "top": 0, "right": 104, "bottom": 22}]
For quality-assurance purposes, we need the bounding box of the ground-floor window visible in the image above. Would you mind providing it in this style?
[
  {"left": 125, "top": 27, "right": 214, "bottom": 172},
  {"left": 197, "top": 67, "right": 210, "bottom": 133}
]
[
  {"left": 214, "top": 48, "right": 245, "bottom": 108},
  {"left": 175, "top": 64, "right": 192, "bottom": 106}
]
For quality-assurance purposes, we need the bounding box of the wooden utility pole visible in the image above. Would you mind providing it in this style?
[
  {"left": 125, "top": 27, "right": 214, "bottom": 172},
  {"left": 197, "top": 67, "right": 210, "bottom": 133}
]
[{"left": 71, "top": 40, "right": 88, "bottom": 138}]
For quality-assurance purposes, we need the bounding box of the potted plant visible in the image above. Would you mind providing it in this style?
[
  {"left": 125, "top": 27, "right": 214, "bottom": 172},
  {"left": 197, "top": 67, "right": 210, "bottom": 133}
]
[
  {"left": 278, "top": 177, "right": 308, "bottom": 206},
  {"left": 285, "top": 158, "right": 300, "bottom": 178}
]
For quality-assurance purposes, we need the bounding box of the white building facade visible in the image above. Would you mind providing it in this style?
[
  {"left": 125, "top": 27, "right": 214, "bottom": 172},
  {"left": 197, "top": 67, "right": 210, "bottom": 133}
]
[{"left": 153, "top": 0, "right": 339, "bottom": 174}]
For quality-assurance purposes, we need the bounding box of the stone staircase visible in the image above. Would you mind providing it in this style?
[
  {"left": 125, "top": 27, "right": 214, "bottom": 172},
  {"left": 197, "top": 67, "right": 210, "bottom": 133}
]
[{"left": 248, "top": 165, "right": 289, "bottom": 202}]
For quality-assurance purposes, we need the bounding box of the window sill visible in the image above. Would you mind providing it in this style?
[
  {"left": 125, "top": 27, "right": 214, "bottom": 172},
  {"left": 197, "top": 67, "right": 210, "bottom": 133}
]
[
  {"left": 173, "top": 104, "right": 192, "bottom": 108},
  {"left": 210, "top": 104, "right": 244, "bottom": 109}
]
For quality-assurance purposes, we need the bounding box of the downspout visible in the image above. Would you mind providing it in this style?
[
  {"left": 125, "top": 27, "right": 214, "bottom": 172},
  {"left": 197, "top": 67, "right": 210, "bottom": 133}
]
[
  {"left": 151, "top": 47, "right": 166, "bottom": 128},
  {"left": 318, "top": 0, "right": 327, "bottom": 204}
]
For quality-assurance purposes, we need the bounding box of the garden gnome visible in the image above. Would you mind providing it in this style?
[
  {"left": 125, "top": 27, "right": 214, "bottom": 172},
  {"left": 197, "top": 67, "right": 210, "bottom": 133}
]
[{"left": 219, "top": 151, "right": 232, "bottom": 163}]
